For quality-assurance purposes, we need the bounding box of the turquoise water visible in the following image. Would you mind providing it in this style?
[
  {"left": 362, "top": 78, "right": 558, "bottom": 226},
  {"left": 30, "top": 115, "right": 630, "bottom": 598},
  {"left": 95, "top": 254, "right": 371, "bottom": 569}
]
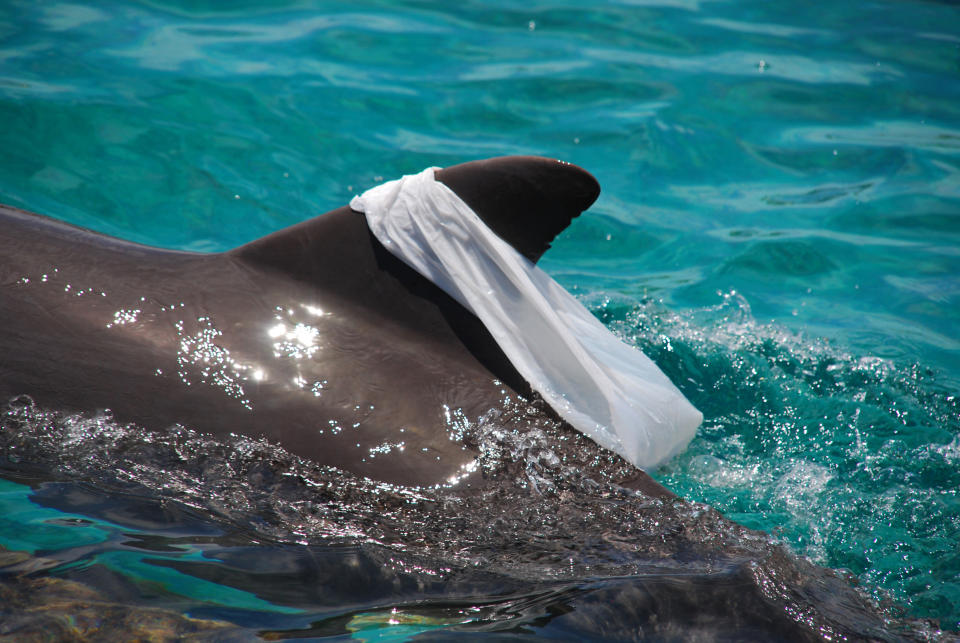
[{"left": 1, "top": 0, "right": 958, "bottom": 637}]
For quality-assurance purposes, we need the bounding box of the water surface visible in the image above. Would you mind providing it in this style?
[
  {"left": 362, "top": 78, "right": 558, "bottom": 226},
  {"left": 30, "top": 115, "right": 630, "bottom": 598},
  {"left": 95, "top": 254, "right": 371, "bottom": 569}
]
[{"left": 1, "top": 0, "right": 958, "bottom": 638}]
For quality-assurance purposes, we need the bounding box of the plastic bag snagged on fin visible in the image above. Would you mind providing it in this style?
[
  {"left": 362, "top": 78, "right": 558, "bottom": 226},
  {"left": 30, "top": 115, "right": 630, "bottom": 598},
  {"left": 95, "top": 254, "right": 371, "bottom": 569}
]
[{"left": 350, "top": 167, "right": 702, "bottom": 470}]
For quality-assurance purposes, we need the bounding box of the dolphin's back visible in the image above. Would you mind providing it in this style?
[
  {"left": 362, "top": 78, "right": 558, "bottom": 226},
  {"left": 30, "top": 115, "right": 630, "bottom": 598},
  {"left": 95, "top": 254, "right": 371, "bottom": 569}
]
[{"left": 0, "top": 157, "right": 600, "bottom": 486}]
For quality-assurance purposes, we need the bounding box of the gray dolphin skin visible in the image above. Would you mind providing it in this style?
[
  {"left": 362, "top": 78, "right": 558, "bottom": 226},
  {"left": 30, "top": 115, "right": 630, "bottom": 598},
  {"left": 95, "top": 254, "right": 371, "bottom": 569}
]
[{"left": 0, "top": 156, "right": 629, "bottom": 488}]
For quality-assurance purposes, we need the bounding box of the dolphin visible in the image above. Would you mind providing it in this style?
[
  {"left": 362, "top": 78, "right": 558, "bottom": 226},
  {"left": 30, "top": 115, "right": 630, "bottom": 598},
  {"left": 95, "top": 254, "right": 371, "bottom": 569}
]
[
  {"left": 0, "top": 156, "right": 640, "bottom": 488},
  {"left": 1, "top": 159, "right": 904, "bottom": 640}
]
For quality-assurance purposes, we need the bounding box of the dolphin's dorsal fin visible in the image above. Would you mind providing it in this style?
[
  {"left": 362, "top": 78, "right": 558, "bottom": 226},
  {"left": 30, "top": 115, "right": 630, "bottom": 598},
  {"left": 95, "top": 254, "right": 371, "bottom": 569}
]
[
  {"left": 231, "top": 156, "right": 599, "bottom": 274},
  {"left": 229, "top": 154, "right": 600, "bottom": 305},
  {"left": 435, "top": 156, "right": 600, "bottom": 262}
]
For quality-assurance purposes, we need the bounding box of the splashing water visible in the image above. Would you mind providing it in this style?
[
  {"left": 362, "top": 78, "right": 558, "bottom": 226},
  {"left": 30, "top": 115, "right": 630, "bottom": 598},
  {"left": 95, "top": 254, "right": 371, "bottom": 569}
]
[
  {"left": 0, "top": 290, "right": 954, "bottom": 638},
  {"left": 598, "top": 291, "right": 960, "bottom": 630}
]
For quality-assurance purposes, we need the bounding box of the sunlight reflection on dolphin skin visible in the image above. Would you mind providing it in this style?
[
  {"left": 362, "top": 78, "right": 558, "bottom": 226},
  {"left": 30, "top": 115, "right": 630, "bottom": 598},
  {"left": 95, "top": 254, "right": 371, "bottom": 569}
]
[
  {"left": 15, "top": 266, "right": 110, "bottom": 304},
  {"left": 444, "top": 459, "right": 479, "bottom": 488},
  {"left": 442, "top": 405, "right": 472, "bottom": 444},
  {"left": 367, "top": 440, "right": 406, "bottom": 459},
  {"left": 269, "top": 305, "right": 322, "bottom": 360},
  {"left": 300, "top": 303, "right": 325, "bottom": 317},
  {"left": 106, "top": 307, "right": 141, "bottom": 328},
  {"left": 174, "top": 316, "right": 253, "bottom": 410}
]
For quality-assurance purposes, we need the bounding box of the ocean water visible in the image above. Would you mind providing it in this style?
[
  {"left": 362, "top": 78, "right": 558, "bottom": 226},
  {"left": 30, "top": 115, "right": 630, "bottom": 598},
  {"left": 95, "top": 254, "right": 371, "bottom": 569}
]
[{"left": 0, "top": 0, "right": 958, "bottom": 639}]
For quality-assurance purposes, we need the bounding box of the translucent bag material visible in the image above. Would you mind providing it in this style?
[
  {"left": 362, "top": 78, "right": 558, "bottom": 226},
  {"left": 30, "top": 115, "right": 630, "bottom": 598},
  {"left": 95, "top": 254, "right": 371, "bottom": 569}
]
[{"left": 350, "top": 168, "right": 702, "bottom": 470}]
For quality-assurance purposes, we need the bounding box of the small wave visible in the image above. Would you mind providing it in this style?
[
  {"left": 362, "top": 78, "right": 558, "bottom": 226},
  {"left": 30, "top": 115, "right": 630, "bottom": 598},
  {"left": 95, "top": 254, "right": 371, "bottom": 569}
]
[{"left": 596, "top": 289, "right": 960, "bottom": 631}]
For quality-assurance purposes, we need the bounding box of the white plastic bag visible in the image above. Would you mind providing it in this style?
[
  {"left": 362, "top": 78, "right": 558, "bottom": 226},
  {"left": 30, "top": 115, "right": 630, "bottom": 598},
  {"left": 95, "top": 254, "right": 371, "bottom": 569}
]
[{"left": 350, "top": 168, "right": 702, "bottom": 470}]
